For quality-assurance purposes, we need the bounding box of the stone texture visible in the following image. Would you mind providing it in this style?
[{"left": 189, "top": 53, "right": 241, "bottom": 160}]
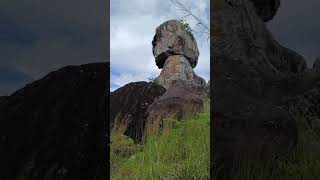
[
  {"left": 152, "top": 20, "right": 199, "bottom": 69},
  {"left": 154, "top": 55, "right": 206, "bottom": 89},
  {"left": 225, "top": 0, "right": 280, "bottom": 22},
  {"left": 211, "top": 0, "right": 309, "bottom": 178},
  {"left": 250, "top": 0, "right": 280, "bottom": 22},
  {"left": 110, "top": 82, "right": 166, "bottom": 142},
  {"left": 213, "top": 0, "right": 306, "bottom": 80},
  {"left": 313, "top": 58, "right": 320, "bottom": 70},
  {"left": 0, "top": 63, "right": 108, "bottom": 180},
  {"left": 146, "top": 79, "right": 207, "bottom": 133},
  {"left": 205, "top": 80, "right": 210, "bottom": 97}
]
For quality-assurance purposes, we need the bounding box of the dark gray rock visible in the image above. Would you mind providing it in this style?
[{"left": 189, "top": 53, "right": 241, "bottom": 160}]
[
  {"left": 213, "top": 0, "right": 306, "bottom": 80},
  {"left": 211, "top": 0, "right": 309, "bottom": 178},
  {"left": 0, "top": 63, "right": 108, "bottom": 180},
  {"left": 110, "top": 82, "right": 166, "bottom": 142},
  {"left": 225, "top": 0, "right": 280, "bottom": 22},
  {"left": 250, "top": 0, "right": 280, "bottom": 22}
]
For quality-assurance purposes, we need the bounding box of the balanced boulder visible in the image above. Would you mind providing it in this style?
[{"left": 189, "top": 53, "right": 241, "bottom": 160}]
[
  {"left": 152, "top": 20, "right": 199, "bottom": 69},
  {"left": 152, "top": 20, "right": 205, "bottom": 89}
]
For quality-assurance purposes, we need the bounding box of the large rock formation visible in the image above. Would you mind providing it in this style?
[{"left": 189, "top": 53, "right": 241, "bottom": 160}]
[
  {"left": 0, "top": 63, "right": 108, "bottom": 180},
  {"left": 212, "top": 0, "right": 311, "bottom": 178},
  {"left": 250, "top": 0, "right": 280, "bottom": 22},
  {"left": 152, "top": 20, "right": 199, "bottom": 68},
  {"left": 110, "top": 20, "right": 208, "bottom": 141},
  {"left": 146, "top": 80, "right": 207, "bottom": 133},
  {"left": 110, "top": 82, "right": 166, "bottom": 142},
  {"left": 154, "top": 55, "right": 206, "bottom": 89},
  {"left": 144, "top": 20, "right": 209, "bottom": 134},
  {"left": 152, "top": 20, "right": 206, "bottom": 89},
  {"left": 213, "top": 0, "right": 306, "bottom": 80}
]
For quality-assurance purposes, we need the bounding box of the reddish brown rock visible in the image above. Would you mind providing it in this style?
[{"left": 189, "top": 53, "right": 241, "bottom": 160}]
[
  {"left": 154, "top": 55, "right": 206, "bottom": 89},
  {"left": 146, "top": 80, "right": 207, "bottom": 133}
]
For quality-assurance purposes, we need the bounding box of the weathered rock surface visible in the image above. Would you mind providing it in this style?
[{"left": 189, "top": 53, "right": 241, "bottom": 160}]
[
  {"left": 205, "top": 80, "right": 210, "bottom": 97},
  {"left": 250, "top": 0, "right": 280, "bottom": 22},
  {"left": 154, "top": 55, "right": 206, "bottom": 89},
  {"left": 313, "top": 58, "right": 320, "bottom": 70},
  {"left": 0, "top": 63, "right": 108, "bottom": 180},
  {"left": 110, "top": 19, "right": 208, "bottom": 144},
  {"left": 213, "top": 0, "right": 306, "bottom": 80},
  {"left": 225, "top": 0, "right": 280, "bottom": 22},
  {"left": 212, "top": 0, "right": 309, "bottom": 178},
  {"left": 146, "top": 80, "right": 207, "bottom": 133},
  {"left": 110, "top": 82, "right": 166, "bottom": 142},
  {"left": 144, "top": 20, "right": 209, "bottom": 134},
  {"left": 152, "top": 20, "right": 199, "bottom": 69}
]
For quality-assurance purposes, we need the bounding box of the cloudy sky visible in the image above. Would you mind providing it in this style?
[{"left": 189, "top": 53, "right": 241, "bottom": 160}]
[
  {"left": 0, "top": 0, "right": 319, "bottom": 95},
  {"left": 110, "top": 0, "right": 210, "bottom": 91},
  {"left": 0, "top": 0, "right": 108, "bottom": 95},
  {"left": 268, "top": 0, "right": 320, "bottom": 67}
]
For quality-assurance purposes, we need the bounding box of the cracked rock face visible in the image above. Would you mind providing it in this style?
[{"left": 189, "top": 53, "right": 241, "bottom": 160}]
[
  {"left": 213, "top": 0, "right": 306, "bottom": 80},
  {"left": 212, "top": 0, "right": 306, "bottom": 178},
  {"left": 154, "top": 55, "right": 206, "bottom": 89},
  {"left": 152, "top": 20, "right": 205, "bottom": 89},
  {"left": 152, "top": 20, "right": 199, "bottom": 69}
]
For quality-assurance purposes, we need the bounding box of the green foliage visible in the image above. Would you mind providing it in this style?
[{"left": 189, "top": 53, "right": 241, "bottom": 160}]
[
  {"left": 179, "top": 19, "right": 194, "bottom": 35},
  {"left": 148, "top": 77, "right": 160, "bottom": 85},
  {"left": 111, "top": 112, "right": 210, "bottom": 180},
  {"left": 231, "top": 130, "right": 320, "bottom": 180}
]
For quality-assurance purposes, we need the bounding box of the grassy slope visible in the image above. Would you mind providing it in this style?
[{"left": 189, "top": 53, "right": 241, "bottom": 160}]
[
  {"left": 111, "top": 112, "right": 210, "bottom": 180},
  {"left": 233, "top": 135, "right": 320, "bottom": 180}
]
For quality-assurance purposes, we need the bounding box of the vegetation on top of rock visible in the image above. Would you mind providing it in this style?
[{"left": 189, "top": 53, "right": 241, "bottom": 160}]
[{"left": 179, "top": 19, "right": 194, "bottom": 35}]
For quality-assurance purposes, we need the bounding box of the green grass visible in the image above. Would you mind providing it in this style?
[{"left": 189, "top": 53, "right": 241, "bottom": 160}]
[
  {"left": 111, "top": 112, "right": 210, "bottom": 180},
  {"left": 230, "top": 129, "right": 320, "bottom": 180}
]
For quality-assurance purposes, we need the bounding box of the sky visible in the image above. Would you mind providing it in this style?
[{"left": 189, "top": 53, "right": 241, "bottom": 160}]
[
  {"left": 268, "top": 0, "right": 320, "bottom": 67},
  {"left": 0, "top": 0, "right": 109, "bottom": 95},
  {"left": 0, "top": 0, "right": 319, "bottom": 95},
  {"left": 110, "top": 0, "right": 210, "bottom": 91}
]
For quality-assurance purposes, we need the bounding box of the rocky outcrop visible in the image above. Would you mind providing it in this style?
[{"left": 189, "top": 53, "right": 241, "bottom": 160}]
[
  {"left": 213, "top": 0, "right": 306, "bottom": 80},
  {"left": 225, "top": 0, "right": 280, "bottom": 22},
  {"left": 110, "top": 82, "right": 166, "bottom": 142},
  {"left": 152, "top": 20, "right": 206, "bottom": 89},
  {"left": 142, "top": 20, "right": 209, "bottom": 134},
  {"left": 154, "top": 55, "right": 206, "bottom": 89},
  {"left": 313, "top": 58, "right": 320, "bottom": 70},
  {"left": 250, "top": 0, "right": 280, "bottom": 22},
  {"left": 146, "top": 80, "right": 207, "bottom": 133},
  {"left": 152, "top": 20, "right": 199, "bottom": 69},
  {"left": 0, "top": 63, "right": 108, "bottom": 180},
  {"left": 212, "top": 0, "right": 309, "bottom": 178},
  {"left": 109, "top": 20, "right": 208, "bottom": 144}
]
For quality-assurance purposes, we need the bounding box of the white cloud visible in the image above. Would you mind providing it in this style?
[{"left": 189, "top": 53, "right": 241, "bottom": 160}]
[{"left": 110, "top": 0, "right": 210, "bottom": 90}]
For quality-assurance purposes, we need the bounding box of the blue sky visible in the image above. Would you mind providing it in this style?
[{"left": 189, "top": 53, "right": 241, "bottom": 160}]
[{"left": 110, "top": 0, "right": 210, "bottom": 91}]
